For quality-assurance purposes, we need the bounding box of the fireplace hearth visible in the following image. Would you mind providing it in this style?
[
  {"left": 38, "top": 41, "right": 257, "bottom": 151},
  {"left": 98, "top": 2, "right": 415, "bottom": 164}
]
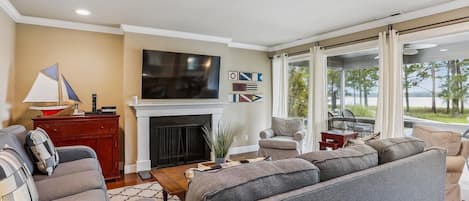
[{"left": 150, "top": 115, "right": 211, "bottom": 168}]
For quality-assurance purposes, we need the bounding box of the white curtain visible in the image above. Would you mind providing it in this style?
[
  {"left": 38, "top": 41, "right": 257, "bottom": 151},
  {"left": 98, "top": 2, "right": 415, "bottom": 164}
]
[
  {"left": 272, "top": 53, "right": 289, "bottom": 118},
  {"left": 375, "top": 30, "right": 404, "bottom": 138},
  {"left": 306, "top": 46, "right": 328, "bottom": 152}
]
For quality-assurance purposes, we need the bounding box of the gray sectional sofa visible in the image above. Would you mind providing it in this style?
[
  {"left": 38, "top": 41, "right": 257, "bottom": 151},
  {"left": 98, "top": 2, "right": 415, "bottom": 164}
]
[
  {"left": 0, "top": 125, "right": 108, "bottom": 201},
  {"left": 187, "top": 137, "right": 447, "bottom": 201}
]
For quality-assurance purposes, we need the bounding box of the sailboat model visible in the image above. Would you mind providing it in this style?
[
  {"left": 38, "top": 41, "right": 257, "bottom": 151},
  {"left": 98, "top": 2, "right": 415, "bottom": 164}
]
[{"left": 23, "top": 64, "right": 80, "bottom": 116}]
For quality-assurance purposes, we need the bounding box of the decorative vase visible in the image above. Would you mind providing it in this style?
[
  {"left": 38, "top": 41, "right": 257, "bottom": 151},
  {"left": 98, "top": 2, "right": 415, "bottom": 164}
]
[{"left": 215, "top": 157, "right": 225, "bottom": 165}]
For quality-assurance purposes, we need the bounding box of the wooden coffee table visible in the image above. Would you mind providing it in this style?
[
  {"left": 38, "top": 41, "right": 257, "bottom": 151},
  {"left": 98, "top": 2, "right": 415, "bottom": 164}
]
[{"left": 151, "top": 163, "right": 197, "bottom": 201}]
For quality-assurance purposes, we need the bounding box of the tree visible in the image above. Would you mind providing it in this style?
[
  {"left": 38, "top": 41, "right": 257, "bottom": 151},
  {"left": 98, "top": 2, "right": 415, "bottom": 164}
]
[
  {"left": 346, "top": 70, "right": 362, "bottom": 105},
  {"left": 328, "top": 69, "right": 341, "bottom": 110},
  {"left": 403, "top": 63, "right": 428, "bottom": 112},
  {"left": 439, "top": 59, "right": 469, "bottom": 117},
  {"left": 288, "top": 66, "right": 309, "bottom": 118}
]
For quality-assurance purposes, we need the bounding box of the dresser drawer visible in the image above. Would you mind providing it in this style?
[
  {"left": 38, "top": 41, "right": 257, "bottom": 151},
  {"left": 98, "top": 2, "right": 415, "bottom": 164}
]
[{"left": 36, "top": 119, "right": 118, "bottom": 137}]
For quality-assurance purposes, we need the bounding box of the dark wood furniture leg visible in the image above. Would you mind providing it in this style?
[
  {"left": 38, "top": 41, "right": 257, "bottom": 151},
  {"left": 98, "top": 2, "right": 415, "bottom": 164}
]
[{"left": 163, "top": 190, "right": 168, "bottom": 201}]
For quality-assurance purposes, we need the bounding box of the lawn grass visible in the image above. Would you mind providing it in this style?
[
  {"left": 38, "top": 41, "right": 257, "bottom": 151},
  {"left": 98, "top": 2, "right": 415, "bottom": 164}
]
[
  {"left": 405, "top": 107, "right": 469, "bottom": 124},
  {"left": 339, "top": 105, "right": 469, "bottom": 124}
]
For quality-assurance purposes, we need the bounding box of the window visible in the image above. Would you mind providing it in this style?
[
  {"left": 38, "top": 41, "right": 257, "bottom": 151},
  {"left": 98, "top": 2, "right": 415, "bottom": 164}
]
[
  {"left": 402, "top": 33, "right": 469, "bottom": 124},
  {"left": 327, "top": 49, "right": 379, "bottom": 118},
  {"left": 287, "top": 58, "right": 310, "bottom": 118}
]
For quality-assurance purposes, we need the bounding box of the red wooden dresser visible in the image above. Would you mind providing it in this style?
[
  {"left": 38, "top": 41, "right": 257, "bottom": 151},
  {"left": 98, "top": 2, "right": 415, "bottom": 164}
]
[{"left": 33, "top": 115, "right": 120, "bottom": 180}]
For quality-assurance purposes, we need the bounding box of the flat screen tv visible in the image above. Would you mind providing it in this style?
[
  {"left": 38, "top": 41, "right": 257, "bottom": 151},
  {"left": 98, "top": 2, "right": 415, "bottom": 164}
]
[{"left": 141, "top": 50, "right": 221, "bottom": 99}]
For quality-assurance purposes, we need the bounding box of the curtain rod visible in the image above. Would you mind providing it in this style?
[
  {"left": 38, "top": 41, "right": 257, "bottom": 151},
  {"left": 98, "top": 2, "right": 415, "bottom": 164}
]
[
  {"left": 397, "top": 15, "right": 469, "bottom": 34},
  {"left": 272, "top": 15, "right": 469, "bottom": 58}
]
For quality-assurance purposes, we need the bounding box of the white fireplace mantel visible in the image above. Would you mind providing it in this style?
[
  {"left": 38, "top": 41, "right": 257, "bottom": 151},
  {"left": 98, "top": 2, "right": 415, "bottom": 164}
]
[{"left": 129, "top": 101, "right": 226, "bottom": 172}]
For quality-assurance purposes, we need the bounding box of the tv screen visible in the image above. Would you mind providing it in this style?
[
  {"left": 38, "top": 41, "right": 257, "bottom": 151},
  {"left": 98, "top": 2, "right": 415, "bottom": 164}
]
[{"left": 141, "top": 50, "right": 220, "bottom": 99}]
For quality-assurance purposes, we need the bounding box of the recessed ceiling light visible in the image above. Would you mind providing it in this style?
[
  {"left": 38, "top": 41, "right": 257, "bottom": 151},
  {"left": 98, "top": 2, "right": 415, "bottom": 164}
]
[
  {"left": 75, "top": 9, "right": 91, "bottom": 16},
  {"left": 440, "top": 49, "right": 449, "bottom": 52}
]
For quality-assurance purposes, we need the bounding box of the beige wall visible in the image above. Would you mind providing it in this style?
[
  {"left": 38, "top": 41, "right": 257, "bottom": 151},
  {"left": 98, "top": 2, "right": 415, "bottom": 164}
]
[
  {"left": 12, "top": 24, "right": 124, "bottom": 129},
  {"left": 123, "top": 33, "right": 271, "bottom": 165},
  {"left": 0, "top": 9, "right": 15, "bottom": 127}
]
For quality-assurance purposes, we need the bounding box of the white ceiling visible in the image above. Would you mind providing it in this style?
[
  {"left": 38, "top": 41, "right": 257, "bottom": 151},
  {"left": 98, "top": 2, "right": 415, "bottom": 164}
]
[{"left": 8, "top": 0, "right": 458, "bottom": 47}]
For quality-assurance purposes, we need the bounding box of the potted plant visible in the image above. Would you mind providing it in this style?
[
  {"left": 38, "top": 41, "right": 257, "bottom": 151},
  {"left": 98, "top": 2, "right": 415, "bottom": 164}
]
[{"left": 202, "top": 122, "right": 234, "bottom": 165}]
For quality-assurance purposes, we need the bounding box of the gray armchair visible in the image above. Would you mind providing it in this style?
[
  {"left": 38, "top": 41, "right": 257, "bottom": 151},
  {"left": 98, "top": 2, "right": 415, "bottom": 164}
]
[{"left": 258, "top": 117, "right": 306, "bottom": 160}]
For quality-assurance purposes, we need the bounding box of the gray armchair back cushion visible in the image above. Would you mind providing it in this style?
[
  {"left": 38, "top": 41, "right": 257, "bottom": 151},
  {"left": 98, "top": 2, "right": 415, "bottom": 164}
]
[
  {"left": 0, "top": 125, "right": 34, "bottom": 172},
  {"left": 272, "top": 117, "right": 304, "bottom": 137}
]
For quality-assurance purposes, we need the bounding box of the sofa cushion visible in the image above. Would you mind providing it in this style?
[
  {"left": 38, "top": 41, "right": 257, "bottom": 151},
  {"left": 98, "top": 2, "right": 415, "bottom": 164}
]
[
  {"left": 412, "top": 125, "right": 461, "bottom": 156},
  {"left": 52, "top": 189, "right": 107, "bottom": 201},
  {"left": 185, "top": 158, "right": 319, "bottom": 201},
  {"left": 35, "top": 170, "right": 105, "bottom": 201},
  {"left": 0, "top": 146, "right": 39, "bottom": 201},
  {"left": 33, "top": 158, "right": 100, "bottom": 181},
  {"left": 25, "top": 127, "right": 60, "bottom": 176},
  {"left": 272, "top": 117, "right": 304, "bottom": 137},
  {"left": 298, "top": 144, "right": 378, "bottom": 181},
  {"left": 259, "top": 136, "right": 298, "bottom": 150},
  {"left": 0, "top": 125, "right": 34, "bottom": 172},
  {"left": 366, "top": 137, "right": 425, "bottom": 164}
]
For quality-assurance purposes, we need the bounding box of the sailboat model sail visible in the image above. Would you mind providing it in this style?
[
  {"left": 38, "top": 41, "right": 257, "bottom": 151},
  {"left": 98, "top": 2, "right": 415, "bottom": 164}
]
[{"left": 23, "top": 64, "right": 80, "bottom": 116}]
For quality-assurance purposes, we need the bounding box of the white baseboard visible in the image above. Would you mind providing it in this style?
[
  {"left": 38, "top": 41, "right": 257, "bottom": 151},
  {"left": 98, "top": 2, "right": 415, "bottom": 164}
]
[
  {"left": 124, "top": 164, "right": 136, "bottom": 174},
  {"left": 123, "top": 144, "right": 259, "bottom": 174}
]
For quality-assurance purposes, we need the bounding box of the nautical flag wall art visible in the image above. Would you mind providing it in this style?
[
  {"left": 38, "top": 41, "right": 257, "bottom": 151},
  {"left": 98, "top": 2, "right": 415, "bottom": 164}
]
[
  {"left": 228, "top": 71, "right": 263, "bottom": 82},
  {"left": 232, "top": 83, "right": 258, "bottom": 91},
  {"left": 228, "top": 71, "right": 239, "bottom": 80},
  {"left": 228, "top": 94, "right": 263, "bottom": 103}
]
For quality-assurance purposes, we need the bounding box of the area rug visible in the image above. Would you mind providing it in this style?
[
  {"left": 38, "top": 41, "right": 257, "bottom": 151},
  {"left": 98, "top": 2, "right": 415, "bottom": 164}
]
[{"left": 108, "top": 182, "right": 180, "bottom": 201}]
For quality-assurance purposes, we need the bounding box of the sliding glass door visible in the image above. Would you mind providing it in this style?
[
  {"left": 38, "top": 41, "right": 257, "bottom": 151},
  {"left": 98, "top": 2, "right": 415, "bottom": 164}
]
[{"left": 287, "top": 55, "right": 310, "bottom": 119}]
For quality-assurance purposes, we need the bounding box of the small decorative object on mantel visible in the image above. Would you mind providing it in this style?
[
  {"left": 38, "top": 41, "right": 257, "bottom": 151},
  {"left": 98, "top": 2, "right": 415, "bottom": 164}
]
[
  {"left": 23, "top": 64, "right": 81, "bottom": 116},
  {"left": 232, "top": 83, "right": 258, "bottom": 91},
  {"left": 229, "top": 94, "right": 263, "bottom": 103},
  {"left": 228, "top": 71, "right": 263, "bottom": 82},
  {"left": 202, "top": 121, "right": 234, "bottom": 165}
]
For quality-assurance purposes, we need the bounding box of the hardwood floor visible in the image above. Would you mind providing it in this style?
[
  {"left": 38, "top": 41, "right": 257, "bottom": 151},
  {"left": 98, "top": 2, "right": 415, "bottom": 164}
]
[{"left": 106, "top": 151, "right": 258, "bottom": 189}]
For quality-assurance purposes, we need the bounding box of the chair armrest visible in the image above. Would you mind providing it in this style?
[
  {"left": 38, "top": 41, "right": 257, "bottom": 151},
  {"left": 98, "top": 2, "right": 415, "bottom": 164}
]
[
  {"left": 260, "top": 128, "right": 274, "bottom": 139},
  {"left": 293, "top": 130, "right": 305, "bottom": 142},
  {"left": 56, "top": 145, "right": 97, "bottom": 163},
  {"left": 459, "top": 139, "right": 469, "bottom": 160}
]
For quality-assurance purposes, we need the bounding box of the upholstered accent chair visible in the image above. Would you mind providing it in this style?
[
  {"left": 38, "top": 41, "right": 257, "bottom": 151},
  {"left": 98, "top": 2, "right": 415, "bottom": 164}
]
[
  {"left": 412, "top": 125, "right": 469, "bottom": 201},
  {"left": 258, "top": 117, "right": 306, "bottom": 160}
]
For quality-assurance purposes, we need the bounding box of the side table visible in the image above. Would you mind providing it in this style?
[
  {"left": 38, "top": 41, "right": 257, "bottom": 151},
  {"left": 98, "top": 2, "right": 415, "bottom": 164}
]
[{"left": 319, "top": 130, "right": 358, "bottom": 150}]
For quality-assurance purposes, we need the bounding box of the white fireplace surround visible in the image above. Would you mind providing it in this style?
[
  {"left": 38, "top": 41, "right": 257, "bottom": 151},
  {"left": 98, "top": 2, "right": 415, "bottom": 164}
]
[{"left": 129, "top": 101, "right": 226, "bottom": 172}]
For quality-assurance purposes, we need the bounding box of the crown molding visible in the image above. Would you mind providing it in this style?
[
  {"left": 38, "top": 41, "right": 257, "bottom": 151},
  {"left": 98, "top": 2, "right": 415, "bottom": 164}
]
[
  {"left": 17, "top": 15, "right": 124, "bottom": 35},
  {"left": 268, "top": 0, "right": 469, "bottom": 52},
  {"left": 120, "top": 24, "right": 233, "bottom": 44},
  {"left": 228, "top": 42, "right": 269, "bottom": 51},
  {"left": 2, "top": 0, "right": 467, "bottom": 52},
  {"left": 0, "top": 0, "right": 20, "bottom": 21}
]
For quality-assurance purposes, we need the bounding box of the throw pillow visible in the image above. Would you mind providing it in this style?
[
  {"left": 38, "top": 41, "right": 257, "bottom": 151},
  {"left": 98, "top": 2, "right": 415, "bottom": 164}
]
[
  {"left": 25, "top": 127, "right": 59, "bottom": 175},
  {"left": 0, "top": 145, "right": 39, "bottom": 201}
]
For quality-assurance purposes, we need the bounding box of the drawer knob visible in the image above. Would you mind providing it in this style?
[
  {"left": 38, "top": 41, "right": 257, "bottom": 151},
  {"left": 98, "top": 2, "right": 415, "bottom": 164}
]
[
  {"left": 53, "top": 128, "right": 57, "bottom": 132},
  {"left": 100, "top": 126, "right": 104, "bottom": 129}
]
